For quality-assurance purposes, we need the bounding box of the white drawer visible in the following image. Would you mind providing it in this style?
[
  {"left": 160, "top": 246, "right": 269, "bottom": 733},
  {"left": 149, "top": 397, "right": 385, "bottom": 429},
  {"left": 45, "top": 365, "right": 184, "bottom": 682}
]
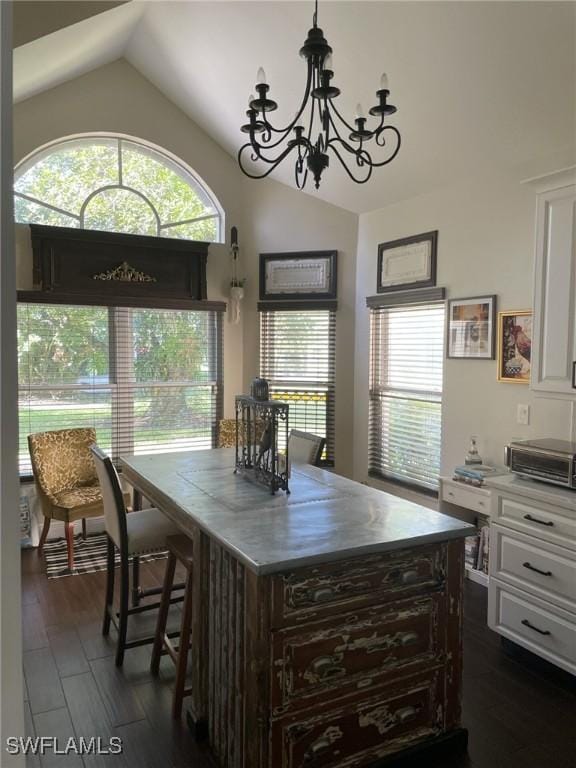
[
  {"left": 494, "top": 495, "right": 576, "bottom": 550},
  {"left": 488, "top": 579, "right": 576, "bottom": 675},
  {"left": 490, "top": 525, "right": 576, "bottom": 613},
  {"left": 441, "top": 483, "right": 490, "bottom": 515}
]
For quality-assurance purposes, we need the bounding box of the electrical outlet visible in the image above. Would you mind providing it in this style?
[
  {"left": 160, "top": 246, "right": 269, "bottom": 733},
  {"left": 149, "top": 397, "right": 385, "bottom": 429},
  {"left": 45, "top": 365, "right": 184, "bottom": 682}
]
[{"left": 517, "top": 403, "right": 530, "bottom": 425}]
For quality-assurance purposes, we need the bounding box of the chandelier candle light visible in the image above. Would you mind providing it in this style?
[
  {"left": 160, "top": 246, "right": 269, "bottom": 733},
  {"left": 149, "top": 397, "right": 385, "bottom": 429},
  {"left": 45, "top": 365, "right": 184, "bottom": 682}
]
[{"left": 238, "top": 0, "right": 400, "bottom": 189}]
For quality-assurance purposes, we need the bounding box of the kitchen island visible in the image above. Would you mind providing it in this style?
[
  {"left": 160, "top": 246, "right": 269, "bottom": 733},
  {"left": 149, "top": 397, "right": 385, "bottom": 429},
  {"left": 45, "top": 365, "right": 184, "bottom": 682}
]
[{"left": 121, "top": 449, "right": 474, "bottom": 768}]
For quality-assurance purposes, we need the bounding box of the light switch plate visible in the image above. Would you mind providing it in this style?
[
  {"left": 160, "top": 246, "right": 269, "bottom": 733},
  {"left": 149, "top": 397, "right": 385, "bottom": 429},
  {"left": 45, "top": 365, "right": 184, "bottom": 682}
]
[{"left": 517, "top": 403, "right": 530, "bottom": 425}]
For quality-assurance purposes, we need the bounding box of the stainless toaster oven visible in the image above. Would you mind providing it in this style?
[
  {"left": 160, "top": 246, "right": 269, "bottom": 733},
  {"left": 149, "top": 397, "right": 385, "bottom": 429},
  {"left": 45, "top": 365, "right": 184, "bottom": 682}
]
[{"left": 505, "top": 438, "right": 576, "bottom": 489}]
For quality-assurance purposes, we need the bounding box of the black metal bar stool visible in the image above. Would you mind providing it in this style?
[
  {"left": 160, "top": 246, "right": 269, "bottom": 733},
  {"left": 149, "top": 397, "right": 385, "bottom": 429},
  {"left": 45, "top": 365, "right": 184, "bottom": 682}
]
[{"left": 151, "top": 534, "right": 195, "bottom": 718}]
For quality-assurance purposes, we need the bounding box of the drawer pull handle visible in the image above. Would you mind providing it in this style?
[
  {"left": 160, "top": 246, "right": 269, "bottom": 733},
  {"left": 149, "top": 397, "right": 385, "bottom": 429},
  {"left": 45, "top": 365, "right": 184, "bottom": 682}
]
[
  {"left": 401, "top": 569, "right": 419, "bottom": 585},
  {"left": 400, "top": 631, "right": 419, "bottom": 646},
  {"left": 521, "top": 618, "right": 551, "bottom": 636},
  {"left": 310, "top": 587, "right": 337, "bottom": 603},
  {"left": 524, "top": 514, "right": 554, "bottom": 527},
  {"left": 395, "top": 705, "right": 418, "bottom": 724},
  {"left": 304, "top": 737, "right": 333, "bottom": 762},
  {"left": 478, "top": 501, "right": 485, "bottom": 507},
  {"left": 309, "top": 655, "right": 341, "bottom": 678},
  {"left": 523, "top": 561, "right": 552, "bottom": 577}
]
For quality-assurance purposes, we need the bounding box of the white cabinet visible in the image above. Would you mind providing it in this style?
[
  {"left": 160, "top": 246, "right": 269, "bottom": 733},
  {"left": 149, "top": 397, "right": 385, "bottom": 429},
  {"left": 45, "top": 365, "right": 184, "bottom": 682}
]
[
  {"left": 528, "top": 167, "right": 576, "bottom": 397},
  {"left": 488, "top": 477, "right": 576, "bottom": 675}
]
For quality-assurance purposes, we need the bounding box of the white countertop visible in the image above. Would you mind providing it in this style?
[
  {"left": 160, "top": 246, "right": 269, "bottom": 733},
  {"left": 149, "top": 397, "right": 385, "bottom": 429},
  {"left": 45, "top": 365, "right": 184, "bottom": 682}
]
[
  {"left": 121, "top": 448, "right": 474, "bottom": 574},
  {"left": 487, "top": 473, "right": 576, "bottom": 512}
]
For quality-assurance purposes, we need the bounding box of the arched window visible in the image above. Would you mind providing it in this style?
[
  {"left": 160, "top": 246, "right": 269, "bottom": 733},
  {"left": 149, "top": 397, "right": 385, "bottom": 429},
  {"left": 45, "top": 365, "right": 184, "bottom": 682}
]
[{"left": 14, "top": 135, "right": 223, "bottom": 242}]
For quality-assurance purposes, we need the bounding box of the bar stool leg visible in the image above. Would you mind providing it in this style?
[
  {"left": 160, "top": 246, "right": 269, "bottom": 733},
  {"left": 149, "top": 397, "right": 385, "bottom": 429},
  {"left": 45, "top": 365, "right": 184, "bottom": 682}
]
[
  {"left": 173, "top": 567, "right": 193, "bottom": 719},
  {"left": 115, "top": 552, "right": 130, "bottom": 667},
  {"left": 151, "top": 551, "right": 177, "bottom": 675},
  {"left": 102, "top": 535, "right": 115, "bottom": 636},
  {"left": 131, "top": 556, "right": 140, "bottom": 607}
]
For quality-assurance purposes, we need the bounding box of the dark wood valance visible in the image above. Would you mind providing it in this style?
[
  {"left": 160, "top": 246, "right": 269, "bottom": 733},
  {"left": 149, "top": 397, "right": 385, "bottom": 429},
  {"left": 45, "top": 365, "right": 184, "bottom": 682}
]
[
  {"left": 17, "top": 291, "right": 226, "bottom": 312},
  {"left": 366, "top": 287, "right": 446, "bottom": 309},
  {"left": 258, "top": 300, "right": 338, "bottom": 312},
  {"left": 29, "top": 224, "right": 210, "bottom": 304}
]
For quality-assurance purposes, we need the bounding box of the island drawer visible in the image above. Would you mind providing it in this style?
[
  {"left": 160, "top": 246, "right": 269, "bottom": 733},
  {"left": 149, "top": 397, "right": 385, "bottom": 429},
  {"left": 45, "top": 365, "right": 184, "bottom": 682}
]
[
  {"left": 271, "top": 595, "right": 444, "bottom": 715},
  {"left": 493, "top": 495, "right": 576, "bottom": 551},
  {"left": 269, "top": 668, "right": 444, "bottom": 768},
  {"left": 270, "top": 544, "right": 445, "bottom": 628}
]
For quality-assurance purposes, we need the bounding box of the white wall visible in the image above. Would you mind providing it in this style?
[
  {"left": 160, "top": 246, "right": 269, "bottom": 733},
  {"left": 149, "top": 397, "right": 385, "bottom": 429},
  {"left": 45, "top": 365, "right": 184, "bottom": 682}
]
[{"left": 354, "top": 169, "right": 575, "bottom": 487}]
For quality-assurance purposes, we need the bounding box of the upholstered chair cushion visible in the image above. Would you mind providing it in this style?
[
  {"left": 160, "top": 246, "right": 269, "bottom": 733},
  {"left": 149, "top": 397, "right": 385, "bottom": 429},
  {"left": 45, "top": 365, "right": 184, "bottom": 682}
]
[
  {"left": 218, "top": 418, "right": 237, "bottom": 448},
  {"left": 28, "top": 427, "right": 99, "bottom": 502},
  {"left": 218, "top": 417, "right": 267, "bottom": 448},
  {"left": 125, "top": 508, "right": 180, "bottom": 556}
]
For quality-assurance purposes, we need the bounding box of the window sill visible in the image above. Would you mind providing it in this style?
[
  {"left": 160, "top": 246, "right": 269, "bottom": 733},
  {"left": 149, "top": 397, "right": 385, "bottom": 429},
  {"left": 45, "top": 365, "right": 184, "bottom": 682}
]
[{"left": 366, "top": 475, "right": 439, "bottom": 511}]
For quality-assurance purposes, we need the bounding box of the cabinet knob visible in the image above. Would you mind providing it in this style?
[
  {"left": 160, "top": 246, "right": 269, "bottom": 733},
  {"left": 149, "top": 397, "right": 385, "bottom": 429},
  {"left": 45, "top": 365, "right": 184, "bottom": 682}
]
[{"left": 399, "top": 631, "right": 419, "bottom": 646}]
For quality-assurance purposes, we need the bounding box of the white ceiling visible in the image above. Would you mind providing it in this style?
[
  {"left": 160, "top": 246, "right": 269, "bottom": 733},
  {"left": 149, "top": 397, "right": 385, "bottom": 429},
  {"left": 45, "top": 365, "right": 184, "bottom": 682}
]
[{"left": 13, "top": 1, "right": 576, "bottom": 214}]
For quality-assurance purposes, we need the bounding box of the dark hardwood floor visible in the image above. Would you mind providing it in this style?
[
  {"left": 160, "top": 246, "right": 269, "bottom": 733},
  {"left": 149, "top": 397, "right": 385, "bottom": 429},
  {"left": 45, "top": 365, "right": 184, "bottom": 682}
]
[{"left": 21, "top": 549, "right": 575, "bottom": 768}]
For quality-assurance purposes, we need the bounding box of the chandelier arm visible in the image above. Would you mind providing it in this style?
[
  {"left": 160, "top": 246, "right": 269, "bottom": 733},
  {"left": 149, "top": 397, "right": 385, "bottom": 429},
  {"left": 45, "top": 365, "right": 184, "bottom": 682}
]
[
  {"left": 258, "top": 60, "right": 314, "bottom": 146},
  {"left": 330, "top": 100, "right": 384, "bottom": 140},
  {"left": 295, "top": 161, "right": 309, "bottom": 189},
  {"left": 358, "top": 126, "right": 401, "bottom": 167},
  {"left": 238, "top": 141, "right": 303, "bottom": 179},
  {"left": 326, "top": 110, "right": 365, "bottom": 157},
  {"left": 328, "top": 100, "right": 363, "bottom": 135},
  {"left": 328, "top": 141, "right": 373, "bottom": 184}
]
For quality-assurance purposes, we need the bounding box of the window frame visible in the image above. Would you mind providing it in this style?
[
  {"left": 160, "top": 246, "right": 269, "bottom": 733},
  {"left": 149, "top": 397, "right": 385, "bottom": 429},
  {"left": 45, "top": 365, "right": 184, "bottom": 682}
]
[
  {"left": 368, "top": 297, "right": 446, "bottom": 496},
  {"left": 17, "top": 299, "right": 224, "bottom": 479},
  {"left": 259, "top": 306, "right": 336, "bottom": 465},
  {"left": 14, "top": 133, "right": 225, "bottom": 243}
]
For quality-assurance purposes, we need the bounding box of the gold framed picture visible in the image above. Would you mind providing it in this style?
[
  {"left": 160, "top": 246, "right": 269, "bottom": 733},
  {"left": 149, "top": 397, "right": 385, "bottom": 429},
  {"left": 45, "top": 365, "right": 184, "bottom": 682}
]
[{"left": 497, "top": 310, "right": 532, "bottom": 383}]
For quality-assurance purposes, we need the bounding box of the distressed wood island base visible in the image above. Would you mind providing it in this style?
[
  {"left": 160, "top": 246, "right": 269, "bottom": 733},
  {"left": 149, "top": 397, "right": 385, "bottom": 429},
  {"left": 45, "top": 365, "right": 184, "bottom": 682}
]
[
  {"left": 120, "top": 449, "right": 472, "bottom": 768},
  {"left": 204, "top": 538, "right": 465, "bottom": 768}
]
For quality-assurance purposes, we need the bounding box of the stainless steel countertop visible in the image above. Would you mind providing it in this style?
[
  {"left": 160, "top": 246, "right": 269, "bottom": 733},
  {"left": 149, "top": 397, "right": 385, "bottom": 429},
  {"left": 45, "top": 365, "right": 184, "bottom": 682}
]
[{"left": 120, "top": 448, "right": 474, "bottom": 574}]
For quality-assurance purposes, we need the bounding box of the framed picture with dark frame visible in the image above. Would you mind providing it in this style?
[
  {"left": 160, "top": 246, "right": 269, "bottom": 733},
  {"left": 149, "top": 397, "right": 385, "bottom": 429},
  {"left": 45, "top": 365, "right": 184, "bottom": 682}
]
[
  {"left": 377, "top": 230, "right": 437, "bottom": 293},
  {"left": 447, "top": 295, "right": 497, "bottom": 359},
  {"left": 259, "top": 251, "right": 337, "bottom": 301}
]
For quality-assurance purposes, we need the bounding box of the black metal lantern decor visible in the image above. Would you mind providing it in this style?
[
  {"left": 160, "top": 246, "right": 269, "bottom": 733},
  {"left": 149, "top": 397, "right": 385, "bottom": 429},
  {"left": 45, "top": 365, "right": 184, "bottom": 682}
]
[
  {"left": 238, "top": 0, "right": 400, "bottom": 190},
  {"left": 250, "top": 377, "right": 270, "bottom": 401},
  {"left": 234, "top": 393, "right": 289, "bottom": 495}
]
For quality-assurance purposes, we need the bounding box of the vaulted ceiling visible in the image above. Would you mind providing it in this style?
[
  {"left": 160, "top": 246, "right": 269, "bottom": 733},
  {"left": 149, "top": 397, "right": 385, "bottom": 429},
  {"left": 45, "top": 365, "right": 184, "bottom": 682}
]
[{"left": 13, "top": 1, "right": 576, "bottom": 214}]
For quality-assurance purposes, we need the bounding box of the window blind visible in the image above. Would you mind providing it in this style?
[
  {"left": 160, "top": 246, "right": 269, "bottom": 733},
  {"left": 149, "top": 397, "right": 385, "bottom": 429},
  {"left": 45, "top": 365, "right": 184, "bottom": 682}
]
[
  {"left": 260, "top": 309, "right": 336, "bottom": 462},
  {"left": 17, "top": 303, "right": 222, "bottom": 475},
  {"left": 368, "top": 302, "right": 445, "bottom": 492}
]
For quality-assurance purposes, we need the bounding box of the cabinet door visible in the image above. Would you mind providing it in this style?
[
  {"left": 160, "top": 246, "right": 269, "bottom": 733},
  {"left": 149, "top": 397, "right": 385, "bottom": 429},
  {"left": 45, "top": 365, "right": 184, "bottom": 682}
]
[{"left": 531, "top": 183, "right": 576, "bottom": 396}]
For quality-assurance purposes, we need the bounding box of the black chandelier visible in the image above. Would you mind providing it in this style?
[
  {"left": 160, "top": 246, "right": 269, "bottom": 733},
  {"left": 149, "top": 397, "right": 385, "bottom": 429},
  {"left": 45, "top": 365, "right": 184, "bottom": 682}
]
[{"left": 238, "top": 0, "right": 400, "bottom": 190}]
